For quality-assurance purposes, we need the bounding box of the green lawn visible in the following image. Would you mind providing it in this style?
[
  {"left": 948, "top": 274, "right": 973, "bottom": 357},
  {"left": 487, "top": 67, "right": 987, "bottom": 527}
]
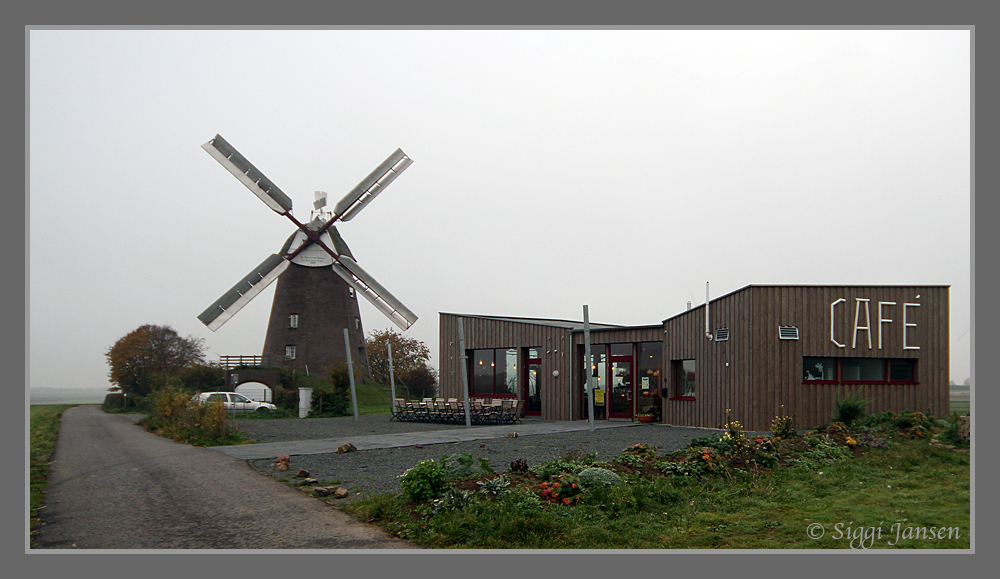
[
  {"left": 950, "top": 399, "right": 970, "bottom": 415},
  {"left": 343, "top": 426, "right": 970, "bottom": 549},
  {"left": 30, "top": 404, "right": 74, "bottom": 546}
]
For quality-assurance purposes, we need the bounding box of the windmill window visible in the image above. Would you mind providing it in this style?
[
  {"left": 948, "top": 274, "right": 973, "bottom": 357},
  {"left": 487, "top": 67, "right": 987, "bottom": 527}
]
[
  {"left": 348, "top": 287, "right": 355, "bottom": 298},
  {"left": 355, "top": 317, "right": 361, "bottom": 331},
  {"left": 289, "top": 314, "right": 299, "bottom": 329},
  {"left": 285, "top": 345, "right": 296, "bottom": 360}
]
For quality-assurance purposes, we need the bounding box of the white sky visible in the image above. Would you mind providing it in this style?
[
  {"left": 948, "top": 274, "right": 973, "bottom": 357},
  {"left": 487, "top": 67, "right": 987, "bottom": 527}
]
[{"left": 27, "top": 29, "right": 972, "bottom": 392}]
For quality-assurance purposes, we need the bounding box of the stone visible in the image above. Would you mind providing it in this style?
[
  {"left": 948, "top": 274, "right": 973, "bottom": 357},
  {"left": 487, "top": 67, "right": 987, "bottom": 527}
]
[
  {"left": 296, "top": 469, "right": 310, "bottom": 478},
  {"left": 274, "top": 462, "right": 289, "bottom": 472},
  {"left": 505, "top": 432, "right": 519, "bottom": 438},
  {"left": 332, "top": 487, "right": 349, "bottom": 499},
  {"left": 302, "top": 477, "right": 319, "bottom": 484},
  {"left": 337, "top": 443, "right": 357, "bottom": 453},
  {"left": 311, "top": 487, "right": 331, "bottom": 496}
]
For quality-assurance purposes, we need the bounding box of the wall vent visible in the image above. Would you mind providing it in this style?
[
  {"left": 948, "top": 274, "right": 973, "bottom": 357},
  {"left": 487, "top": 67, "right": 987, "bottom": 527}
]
[
  {"left": 715, "top": 327, "right": 730, "bottom": 341},
  {"left": 778, "top": 326, "right": 799, "bottom": 340}
]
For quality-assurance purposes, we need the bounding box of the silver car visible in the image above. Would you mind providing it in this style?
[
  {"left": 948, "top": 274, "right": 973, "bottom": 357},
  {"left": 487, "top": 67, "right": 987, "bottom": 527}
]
[{"left": 192, "top": 392, "right": 277, "bottom": 414}]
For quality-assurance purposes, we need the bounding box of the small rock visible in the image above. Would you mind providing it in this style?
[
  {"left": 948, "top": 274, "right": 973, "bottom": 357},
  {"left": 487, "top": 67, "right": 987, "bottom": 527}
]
[
  {"left": 332, "top": 487, "right": 349, "bottom": 499},
  {"left": 296, "top": 469, "right": 310, "bottom": 478},
  {"left": 480, "top": 443, "right": 486, "bottom": 448},
  {"left": 505, "top": 432, "right": 519, "bottom": 438},
  {"left": 274, "top": 462, "right": 289, "bottom": 472},
  {"left": 337, "top": 443, "right": 357, "bottom": 453},
  {"left": 302, "top": 477, "right": 319, "bottom": 484},
  {"left": 414, "top": 444, "right": 424, "bottom": 449},
  {"left": 311, "top": 487, "right": 331, "bottom": 496}
]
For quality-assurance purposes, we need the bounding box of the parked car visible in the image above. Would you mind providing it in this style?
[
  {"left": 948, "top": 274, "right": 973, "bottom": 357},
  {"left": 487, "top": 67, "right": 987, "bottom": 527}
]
[{"left": 192, "top": 391, "right": 277, "bottom": 414}]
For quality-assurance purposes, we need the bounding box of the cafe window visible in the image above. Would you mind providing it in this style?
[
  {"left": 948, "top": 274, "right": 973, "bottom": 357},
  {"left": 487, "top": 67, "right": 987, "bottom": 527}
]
[
  {"left": 470, "top": 348, "right": 518, "bottom": 397},
  {"left": 672, "top": 359, "right": 696, "bottom": 398},
  {"left": 803, "top": 357, "right": 917, "bottom": 384}
]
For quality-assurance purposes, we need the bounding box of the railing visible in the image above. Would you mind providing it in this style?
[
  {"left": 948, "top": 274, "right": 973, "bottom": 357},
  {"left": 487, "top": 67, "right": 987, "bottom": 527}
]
[{"left": 219, "top": 355, "right": 264, "bottom": 370}]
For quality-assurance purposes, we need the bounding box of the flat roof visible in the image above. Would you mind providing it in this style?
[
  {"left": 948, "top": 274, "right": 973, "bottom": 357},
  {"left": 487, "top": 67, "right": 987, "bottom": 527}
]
[{"left": 439, "top": 312, "right": 631, "bottom": 332}]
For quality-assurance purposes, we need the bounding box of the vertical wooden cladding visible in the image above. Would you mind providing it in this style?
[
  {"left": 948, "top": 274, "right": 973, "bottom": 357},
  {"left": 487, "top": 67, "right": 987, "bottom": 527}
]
[
  {"left": 664, "top": 285, "right": 949, "bottom": 431},
  {"left": 438, "top": 314, "right": 574, "bottom": 421},
  {"left": 663, "top": 288, "right": 753, "bottom": 430}
]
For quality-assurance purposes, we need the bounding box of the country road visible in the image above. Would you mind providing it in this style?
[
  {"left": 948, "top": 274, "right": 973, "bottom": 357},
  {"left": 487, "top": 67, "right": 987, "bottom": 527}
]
[{"left": 34, "top": 406, "right": 415, "bottom": 550}]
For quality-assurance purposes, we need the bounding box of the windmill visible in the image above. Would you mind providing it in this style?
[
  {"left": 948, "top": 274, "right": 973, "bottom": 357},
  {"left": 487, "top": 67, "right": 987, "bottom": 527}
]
[{"left": 197, "top": 134, "right": 417, "bottom": 377}]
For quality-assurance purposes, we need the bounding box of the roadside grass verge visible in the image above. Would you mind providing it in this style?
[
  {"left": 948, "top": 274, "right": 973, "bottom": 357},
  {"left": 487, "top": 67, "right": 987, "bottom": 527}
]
[
  {"left": 341, "top": 417, "right": 970, "bottom": 549},
  {"left": 30, "top": 404, "right": 74, "bottom": 546}
]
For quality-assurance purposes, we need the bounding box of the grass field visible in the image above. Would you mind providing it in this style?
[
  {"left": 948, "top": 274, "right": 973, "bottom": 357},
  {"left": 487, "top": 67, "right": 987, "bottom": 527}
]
[
  {"left": 30, "top": 404, "right": 74, "bottom": 546},
  {"left": 950, "top": 400, "right": 970, "bottom": 415},
  {"left": 344, "top": 424, "right": 970, "bottom": 549}
]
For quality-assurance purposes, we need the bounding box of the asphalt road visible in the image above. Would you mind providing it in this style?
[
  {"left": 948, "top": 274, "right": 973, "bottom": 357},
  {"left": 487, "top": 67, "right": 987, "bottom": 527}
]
[{"left": 34, "top": 405, "right": 415, "bottom": 550}]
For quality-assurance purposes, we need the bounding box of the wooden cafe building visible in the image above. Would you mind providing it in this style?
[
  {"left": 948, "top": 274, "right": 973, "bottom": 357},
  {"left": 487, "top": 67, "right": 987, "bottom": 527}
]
[{"left": 437, "top": 285, "right": 949, "bottom": 431}]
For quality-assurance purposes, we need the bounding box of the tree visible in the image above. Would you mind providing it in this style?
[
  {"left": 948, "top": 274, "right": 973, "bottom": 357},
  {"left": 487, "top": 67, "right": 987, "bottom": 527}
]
[
  {"left": 402, "top": 365, "right": 438, "bottom": 399},
  {"left": 105, "top": 324, "right": 206, "bottom": 397},
  {"left": 365, "top": 328, "right": 431, "bottom": 386}
]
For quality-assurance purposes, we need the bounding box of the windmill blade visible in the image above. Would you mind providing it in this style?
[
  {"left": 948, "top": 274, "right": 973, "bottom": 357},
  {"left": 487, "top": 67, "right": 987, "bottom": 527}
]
[
  {"left": 202, "top": 134, "right": 294, "bottom": 215},
  {"left": 198, "top": 254, "right": 290, "bottom": 331},
  {"left": 333, "top": 149, "right": 413, "bottom": 221},
  {"left": 330, "top": 255, "right": 418, "bottom": 331}
]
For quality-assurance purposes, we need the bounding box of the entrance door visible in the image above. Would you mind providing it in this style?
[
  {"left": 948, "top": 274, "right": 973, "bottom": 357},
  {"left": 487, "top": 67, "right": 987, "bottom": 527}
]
[
  {"left": 524, "top": 347, "right": 541, "bottom": 416},
  {"left": 608, "top": 344, "right": 634, "bottom": 419}
]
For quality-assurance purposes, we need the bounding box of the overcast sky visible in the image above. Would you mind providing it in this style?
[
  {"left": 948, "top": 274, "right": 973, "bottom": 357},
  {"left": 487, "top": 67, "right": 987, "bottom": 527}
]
[{"left": 28, "top": 29, "right": 971, "bottom": 393}]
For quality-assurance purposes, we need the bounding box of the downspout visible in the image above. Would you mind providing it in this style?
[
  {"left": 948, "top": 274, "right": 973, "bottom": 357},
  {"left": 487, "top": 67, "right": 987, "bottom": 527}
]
[{"left": 705, "top": 281, "right": 714, "bottom": 341}]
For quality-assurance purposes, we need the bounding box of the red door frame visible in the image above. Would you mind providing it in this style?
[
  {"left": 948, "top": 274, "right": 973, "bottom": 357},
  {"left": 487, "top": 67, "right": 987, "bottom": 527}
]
[{"left": 608, "top": 345, "right": 635, "bottom": 419}]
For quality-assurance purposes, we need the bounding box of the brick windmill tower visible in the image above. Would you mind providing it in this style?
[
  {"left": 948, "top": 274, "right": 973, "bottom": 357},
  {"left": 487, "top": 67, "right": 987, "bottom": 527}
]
[{"left": 197, "top": 135, "right": 418, "bottom": 379}]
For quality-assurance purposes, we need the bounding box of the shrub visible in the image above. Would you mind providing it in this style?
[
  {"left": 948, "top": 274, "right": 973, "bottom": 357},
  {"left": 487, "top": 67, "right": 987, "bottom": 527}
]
[
  {"left": 309, "top": 385, "right": 350, "bottom": 417},
  {"left": 771, "top": 407, "right": 797, "bottom": 438},
  {"left": 440, "top": 453, "right": 493, "bottom": 479},
  {"left": 939, "top": 413, "right": 969, "bottom": 447},
  {"left": 832, "top": 390, "right": 868, "bottom": 426},
  {"left": 477, "top": 475, "right": 512, "bottom": 496},
  {"left": 577, "top": 467, "right": 622, "bottom": 489},
  {"left": 529, "top": 459, "right": 587, "bottom": 479},
  {"left": 432, "top": 488, "right": 476, "bottom": 514},
  {"left": 540, "top": 473, "right": 585, "bottom": 505},
  {"left": 508, "top": 459, "right": 529, "bottom": 473},
  {"left": 658, "top": 460, "right": 704, "bottom": 478},
  {"left": 399, "top": 459, "right": 451, "bottom": 502}
]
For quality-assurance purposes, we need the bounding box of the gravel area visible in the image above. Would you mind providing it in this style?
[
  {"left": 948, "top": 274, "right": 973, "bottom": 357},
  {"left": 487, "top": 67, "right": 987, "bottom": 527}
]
[{"left": 233, "top": 415, "right": 722, "bottom": 502}]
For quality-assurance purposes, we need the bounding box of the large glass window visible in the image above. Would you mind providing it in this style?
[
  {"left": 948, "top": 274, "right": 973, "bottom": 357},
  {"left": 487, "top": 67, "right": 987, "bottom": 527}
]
[
  {"left": 470, "top": 348, "right": 518, "bottom": 396},
  {"left": 802, "top": 357, "right": 917, "bottom": 384}
]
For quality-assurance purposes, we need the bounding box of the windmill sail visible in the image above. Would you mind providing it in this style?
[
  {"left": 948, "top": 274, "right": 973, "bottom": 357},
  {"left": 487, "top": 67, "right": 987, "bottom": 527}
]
[
  {"left": 198, "top": 254, "right": 290, "bottom": 332},
  {"left": 333, "top": 149, "right": 412, "bottom": 221},
  {"left": 330, "top": 256, "right": 418, "bottom": 331},
  {"left": 202, "top": 135, "right": 294, "bottom": 215}
]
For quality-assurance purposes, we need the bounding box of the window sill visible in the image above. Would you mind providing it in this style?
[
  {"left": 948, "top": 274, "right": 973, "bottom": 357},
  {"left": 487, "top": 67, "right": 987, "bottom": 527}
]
[{"left": 669, "top": 396, "right": 696, "bottom": 401}]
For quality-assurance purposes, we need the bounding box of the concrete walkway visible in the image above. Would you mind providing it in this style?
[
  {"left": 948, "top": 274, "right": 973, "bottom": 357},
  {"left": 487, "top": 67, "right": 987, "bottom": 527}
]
[{"left": 210, "top": 419, "right": 638, "bottom": 460}]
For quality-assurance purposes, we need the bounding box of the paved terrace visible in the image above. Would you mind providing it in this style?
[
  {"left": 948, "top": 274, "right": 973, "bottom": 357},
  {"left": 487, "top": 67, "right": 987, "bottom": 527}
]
[{"left": 210, "top": 419, "right": 637, "bottom": 460}]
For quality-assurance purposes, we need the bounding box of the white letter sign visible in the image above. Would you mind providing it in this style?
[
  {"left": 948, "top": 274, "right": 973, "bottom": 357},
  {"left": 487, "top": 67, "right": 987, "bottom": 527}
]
[
  {"left": 853, "top": 298, "right": 872, "bottom": 349},
  {"left": 878, "top": 301, "right": 896, "bottom": 350},
  {"left": 903, "top": 302, "right": 920, "bottom": 350},
  {"left": 831, "top": 298, "right": 846, "bottom": 348}
]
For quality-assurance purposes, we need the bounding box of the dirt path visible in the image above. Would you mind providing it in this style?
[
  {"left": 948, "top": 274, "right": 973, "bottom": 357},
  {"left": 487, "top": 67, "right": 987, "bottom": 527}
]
[{"left": 34, "top": 406, "right": 415, "bottom": 549}]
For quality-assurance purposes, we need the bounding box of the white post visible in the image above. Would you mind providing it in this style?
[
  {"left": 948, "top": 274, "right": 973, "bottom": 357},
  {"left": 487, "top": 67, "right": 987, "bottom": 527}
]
[
  {"left": 388, "top": 342, "right": 397, "bottom": 404},
  {"left": 457, "top": 317, "right": 472, "bottom": 427},
  {"left": 584, "top": 305, "right": 595, "bottom": 432},
  {"left": 298, "top": 387, "right": 312, "bottom": 418},
  {"left": 344, "top": 328, "right": 359, "bottom": 422}
]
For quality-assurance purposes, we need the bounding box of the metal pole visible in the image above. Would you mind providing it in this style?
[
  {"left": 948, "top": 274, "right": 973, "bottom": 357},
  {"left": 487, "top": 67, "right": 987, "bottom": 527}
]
[
  {"left": 388, "top": 342, "right": 397, "bottom": 403},
  {"left": 584, "top": 305, "right": 595, "bottom": 432},
  {"left": 457, "top": 317, "right": 472, "bottom": 427},
  {"left": 344, "top": 328, "right": 359, "bottom": 422}
]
